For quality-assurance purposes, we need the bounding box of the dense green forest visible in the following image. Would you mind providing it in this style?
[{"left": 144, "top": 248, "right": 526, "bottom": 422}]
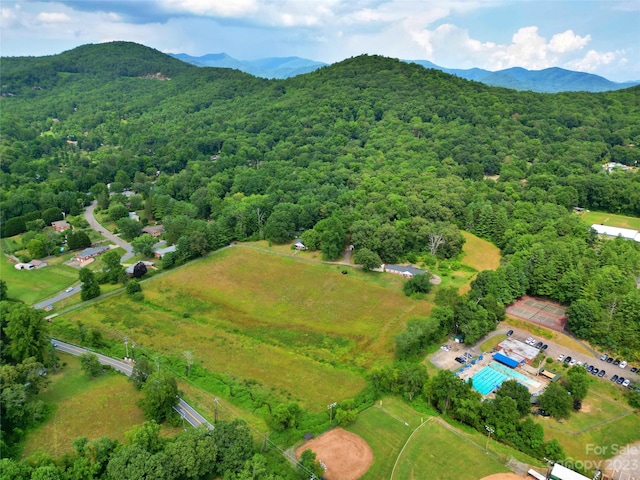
[{"left": 1, "top": 42, "right": 639, "bottom": 354}]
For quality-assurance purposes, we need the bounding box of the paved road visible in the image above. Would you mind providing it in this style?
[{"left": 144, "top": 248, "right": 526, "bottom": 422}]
[
  {"left": 52, "top": 339, "right": 214, "bottom": 430},
  {"left": 33, "top": 285, "right": 81, "bottom": 310},
  {"left": 84, "top": 200, "right": 135, "bottom": 262}
]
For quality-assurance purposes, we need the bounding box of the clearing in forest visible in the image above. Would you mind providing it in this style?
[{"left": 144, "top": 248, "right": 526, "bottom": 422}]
[
  {"left": 580, "top": 211, "right": 640, "bottom": 231},
  {"left": 53, "top": 247, "right": 433, "bottom": 411}
]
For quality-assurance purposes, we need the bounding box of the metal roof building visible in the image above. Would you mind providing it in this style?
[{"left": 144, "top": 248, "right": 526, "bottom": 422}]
[{"left": 591, "top": 224, "right": 640, "bottom": 242}]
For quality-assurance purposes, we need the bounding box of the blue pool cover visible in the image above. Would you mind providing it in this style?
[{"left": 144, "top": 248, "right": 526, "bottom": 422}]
[{"left": 493, "top": 352, "right": 519, "bottom": 368}]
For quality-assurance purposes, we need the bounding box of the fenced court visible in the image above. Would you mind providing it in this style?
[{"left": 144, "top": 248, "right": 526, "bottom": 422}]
[{"left": 506, "top": 296, "right": 567, "bottom": 332}]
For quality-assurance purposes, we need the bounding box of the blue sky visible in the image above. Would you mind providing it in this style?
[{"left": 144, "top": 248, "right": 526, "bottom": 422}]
[{"left": 1, "top": 0, "right": 638, "bottom": 81}]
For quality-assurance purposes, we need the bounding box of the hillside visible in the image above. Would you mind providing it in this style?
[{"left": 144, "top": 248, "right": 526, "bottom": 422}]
[{"left": 1, "top": 41, "right": 639, "bottom": 360}]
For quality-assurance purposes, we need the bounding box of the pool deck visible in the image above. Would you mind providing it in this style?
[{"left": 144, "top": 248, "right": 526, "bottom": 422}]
[{"left": 455, "top": 354, "right": 547, "bottom": 397}]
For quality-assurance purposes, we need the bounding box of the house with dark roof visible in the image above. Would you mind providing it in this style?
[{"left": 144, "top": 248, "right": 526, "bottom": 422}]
[
  {"left": 76, "top": 246, "right": 109, "bottom": 262},
  {"left": 142, "top": 225, "right": 165, "bottom": 237},
  {"left": 384, "top": 264, "right": 426, "bottom": 278}
]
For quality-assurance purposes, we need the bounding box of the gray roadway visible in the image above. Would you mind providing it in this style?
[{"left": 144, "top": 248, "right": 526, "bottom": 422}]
[
  {"left": 52, "top": 339, "right": 214, "bottom": 430},
  {"left": 34, "top": 201, "right": 134, "bottom": 310}
]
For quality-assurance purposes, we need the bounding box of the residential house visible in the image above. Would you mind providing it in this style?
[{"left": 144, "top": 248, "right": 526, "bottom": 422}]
[
  {"left": 154, "top": 245, "right": 176, "bottom": 259},
  {"left": 384, "top": 264, "right": 426, "bottom": 278},
  {"left": 76, "top": 246, "right": 109, "bottom": 262},
  {"left": 142, "top": 225, "right": 165, "bottom": 237},
  {"left": 51, "top": 220, "right": 71, "bottom": 232}
]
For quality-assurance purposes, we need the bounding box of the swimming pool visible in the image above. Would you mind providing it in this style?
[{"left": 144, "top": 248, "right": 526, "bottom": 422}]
[{"left": 470, "top": 361, "right": 538, "bottom": 396}]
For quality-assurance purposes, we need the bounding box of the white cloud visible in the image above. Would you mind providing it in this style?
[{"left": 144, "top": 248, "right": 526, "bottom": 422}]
[
  {"left": 158, "top": 0, "right": 259, "bottom": 18},
  {"left": 36, "top": 12, "right": 71, "bottom": 24},
  {"left": 567, "top": 49, "right": 617, "bottom": 72},
  {"left": 549, "top": 30, "right": 590, "bottom": 53}
]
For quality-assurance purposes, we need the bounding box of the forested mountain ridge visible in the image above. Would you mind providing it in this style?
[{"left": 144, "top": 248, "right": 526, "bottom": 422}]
[{"left": 1, "top": 42, "right": 640, "bottom": 358}]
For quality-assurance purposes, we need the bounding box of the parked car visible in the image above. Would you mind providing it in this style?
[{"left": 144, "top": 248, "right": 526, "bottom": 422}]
[
  {"left": 606, "top": 357, "right": 614, "bottom": 364},
  {"left": 564, "top": 356, "right": 572, "bottom": 364},
  {"left": 557, "top": 354, "right": 565, "bottom": 361},
  {"left": 569, "top": 359, "right": 577, "bottom": 366},
  {"left": 613, "top": 359, "right": 620, "bottom": 366},
  {"left": 631, "top": 367, "right": 638, "bottom": 373},
  {"left": 506, "top": 330, "right": 513, "bottom": 337},
  {"left": 619, "top": 361, "right": 627, "bottom": 369},
  {"left": 455, "top": 357, "right": 466, "bottom": 364},
  {"left": 592, "top": 368, "right": 599, "bottom": 376},
  {"left": 598, "top": 370, "right": 606, "bottom": 378},
  {"left": 617, "top": 377, "right": 625, "bottom": 385},
  {"left": 622, "top": 379, "right": 631, "bottom": 387},
  {"left": 535, "top": 409, "right": 550, "bottom": 417},
  {"left": 541, "top": 344, "right": 548, "bottom": 351},
  {"left": 611, "top": 375, "right": 619, "bottom": 382},
  {"left": 600, "top": 354, "right": 608, "bottom": 361},
  {"left": 535, "top": 341, "right": 543, "bottom": 349},
  {"left": 587, "top": 366, "right": 594, "bottom": 373}
]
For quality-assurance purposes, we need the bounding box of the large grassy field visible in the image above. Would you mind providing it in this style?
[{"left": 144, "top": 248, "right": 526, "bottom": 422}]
[
  {"left": 346, "top": 398, "right": 517, "bottom": 479},
  {"left": 52, "top": 247, "right": 433, "bottom": 411},
  {"left": 1, "top": 253, "right": 78, "bottom": 304},
  {"left": 536, "top": 377, "right": 640, "bottom": 463},
  {"left": 579, "top": 211, "right": 640, "bottom": 230},
  {"left": 392, "top": 420, "right": 511, "bottom": 479},
  {"left": 457, "top": 231, "right": 501, "bottom": 294},
  {"left": 21, "top": 353, "right": 151, "bottom": 459},
  {"left": 346, "top": 398, "right": 424, "bottom": 479}
]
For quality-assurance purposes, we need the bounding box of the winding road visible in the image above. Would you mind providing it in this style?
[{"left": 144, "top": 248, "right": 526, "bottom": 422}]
[
  {"left": 52, "top": 339, "right": 214, "bottom": 430},
  {"left": 84, "top": 200, "right": 135, "bottom": 262},
  {"left": 34, "top": 201, "right": 134, "bottom": 310}
]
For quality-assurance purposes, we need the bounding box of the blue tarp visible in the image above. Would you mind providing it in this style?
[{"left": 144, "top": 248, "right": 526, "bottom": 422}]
[{"left": 493, "top": 352, "right": 519, "bottom": 369}]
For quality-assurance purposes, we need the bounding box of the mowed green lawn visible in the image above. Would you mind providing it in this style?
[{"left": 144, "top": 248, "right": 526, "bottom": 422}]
[
  {"left": 1, "top": 253, "right": 78, "bottom": 304},
  {"left": 22, "top": 353, "right": 149, "bottom": 459},
  {"left": 347, "top": 398, "right": 424, "bottom": 479},
  {"left": 53, "top": 247, "right": 433, "bottom": 411},
  {"left": 537, "top": 380, "right": 640, "bottom": 462},
  {"left": 580, "top": 211, "right": 640, "bottom": 230},
  {"left": 392, "top": 420, "right": 510, "bottom": 479}
]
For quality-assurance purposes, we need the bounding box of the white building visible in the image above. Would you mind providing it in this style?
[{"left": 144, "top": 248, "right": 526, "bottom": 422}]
[{"left": 591, "top": 224, "right": 640, "bottom": 242}]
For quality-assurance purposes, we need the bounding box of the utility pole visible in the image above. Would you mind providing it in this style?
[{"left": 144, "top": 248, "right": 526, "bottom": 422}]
[
  {"left": 213, "top": 397, "right": 219, "bottom": 424},
  {"left": 485, "top": 425, "right": 494, "bottom": 453},
  {"left": 328, "top": 402, "right": 337, "bottom": 426},
  {"left": 124, "top": 336, "right": 129, "bottom": 358}
]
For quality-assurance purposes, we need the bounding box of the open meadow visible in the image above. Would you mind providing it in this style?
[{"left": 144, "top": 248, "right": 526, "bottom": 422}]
[
  {"left": 52, "top": 247, "right": 434, "bottom": 411},
  {"left": 457, "top": 231, "right": 501, "bottom": 294},
  {"left": 579, "top": 211, "right": 640, "bottom": 231},
  {"left": 21, "top": 353, "right": 154, "bottom": 459}
]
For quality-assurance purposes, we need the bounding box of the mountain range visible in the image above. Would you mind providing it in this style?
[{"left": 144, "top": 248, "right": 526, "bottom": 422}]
[{"left": 170, "top": 52, "right": 639, "bottom": 93}]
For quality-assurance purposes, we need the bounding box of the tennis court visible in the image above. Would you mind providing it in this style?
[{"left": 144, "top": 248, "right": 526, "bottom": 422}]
[{"left": 506, "top": 296, "right": 567, "bottom": 332}]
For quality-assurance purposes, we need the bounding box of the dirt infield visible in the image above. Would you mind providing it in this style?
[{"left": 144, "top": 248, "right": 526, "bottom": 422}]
[
  {"left": 295, "top": 428, "right": 373, "bottom": 480},
  {"left": 506, "top": 296, "right": 567, "bottom": 332},
  {"left": 480, "top": 474, "right": 525, "bottom": 480}
]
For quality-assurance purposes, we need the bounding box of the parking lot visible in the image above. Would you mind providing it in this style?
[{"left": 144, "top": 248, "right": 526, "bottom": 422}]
[{"left": 430, "top": 326, "right": 640, "bottom": 391}]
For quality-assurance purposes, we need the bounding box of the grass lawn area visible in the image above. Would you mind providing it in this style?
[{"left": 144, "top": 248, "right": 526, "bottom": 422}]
[
  {"left": 457, "top": 231, "right": 501, "bottom": 294},
  {"left": 346, "top": 398, "right": 424, "bottom": 480},
  {"left": 392, "top": 420, "right": 510, "bottom": 479},
  {"left": 579, "top": 211, "right": 640, "bottom": 231},
  {"left": 1, "top": 253, "right": 78, "bottom": 304},
  {"left": 52, "top": 247, "right": 433, "bottom": 411},
  {"left": 21, "top": 353, "right": 152, "bottom": 459},
  {"left": 480, "top": 334, "right": 507, "bottom": 352},
  {"left": 536, "top": 378, "right": 640, "bottom": 462}
]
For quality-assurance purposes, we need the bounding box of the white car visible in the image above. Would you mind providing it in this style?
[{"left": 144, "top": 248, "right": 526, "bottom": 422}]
[
  {"left": 557, "top": 354, "right": 565, "bottom": 361},
  {"left": 65, "top": 287, "right": 74, "bottom": 293},
  {"left": 569, "top": 359, "right": 577, "bottom": 366},
  {"left": 622, "top": 379, "right": 630, "bottom": 387},
  {"left": 619, "top": 361, "right": 627, "bottom": 369}
]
